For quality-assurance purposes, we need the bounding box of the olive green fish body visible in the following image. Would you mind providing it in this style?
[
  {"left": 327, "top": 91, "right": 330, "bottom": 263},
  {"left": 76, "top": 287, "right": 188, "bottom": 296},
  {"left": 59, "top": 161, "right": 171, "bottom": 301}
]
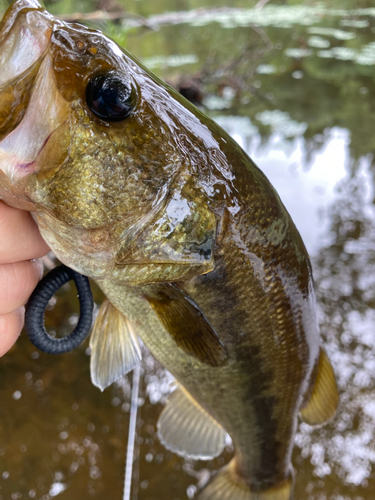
[
  {"left": 0, "top": 2, "right": 339, "bottom": 499},
  {"left": 99, "top": 151, "right": 319, "bottom": 492}
]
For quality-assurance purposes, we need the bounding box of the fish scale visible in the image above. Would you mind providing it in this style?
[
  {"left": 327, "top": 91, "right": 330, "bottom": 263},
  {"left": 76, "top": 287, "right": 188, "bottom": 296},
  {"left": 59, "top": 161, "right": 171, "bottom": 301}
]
[{"left": 100, "top": 226, "right": 309, "bottom": 490}]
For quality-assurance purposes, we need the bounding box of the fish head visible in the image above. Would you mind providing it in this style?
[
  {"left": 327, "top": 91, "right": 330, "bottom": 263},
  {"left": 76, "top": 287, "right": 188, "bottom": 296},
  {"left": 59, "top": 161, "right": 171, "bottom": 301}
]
[{"left": 0, "top": 0, "right": 224, "bottom": 284}]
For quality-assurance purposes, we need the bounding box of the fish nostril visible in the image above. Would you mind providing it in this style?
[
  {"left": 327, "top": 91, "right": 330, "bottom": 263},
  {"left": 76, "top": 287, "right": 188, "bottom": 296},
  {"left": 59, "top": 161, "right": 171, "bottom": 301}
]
[{"left": 75, "top": 40, "right": 86, "bottom": 51}]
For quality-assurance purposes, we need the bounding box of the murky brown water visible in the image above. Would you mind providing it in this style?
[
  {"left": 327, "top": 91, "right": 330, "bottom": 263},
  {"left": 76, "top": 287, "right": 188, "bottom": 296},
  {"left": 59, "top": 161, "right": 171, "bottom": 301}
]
[{"left": 1, "top": 0, "right": 375, "bottom": 499}]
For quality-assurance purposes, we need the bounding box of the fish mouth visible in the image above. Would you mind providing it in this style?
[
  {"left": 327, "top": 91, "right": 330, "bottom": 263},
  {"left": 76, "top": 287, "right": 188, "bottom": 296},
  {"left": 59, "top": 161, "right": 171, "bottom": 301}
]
[
  {"left": 0, "top": 0, "right": 70, "bottom": 187},
  {"left": 0, "top": 0, "right": 53, "bottom": 88},
  {"left": 0, "top": 53, "right": 70, "bottom": 184},
  {"left": 0, "top": 0, "right": 54, "bottom": 138},
  {"left": 14, "top": 130, "right": 53, "bottom": 171}
]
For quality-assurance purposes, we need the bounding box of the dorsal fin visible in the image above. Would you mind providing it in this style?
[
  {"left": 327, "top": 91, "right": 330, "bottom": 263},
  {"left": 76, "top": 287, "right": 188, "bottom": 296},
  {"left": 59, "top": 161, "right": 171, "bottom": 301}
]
[
  {"left": 90, "top": 299, "right": 141, "bottom": 391},
  {"left": 144, "top": 284, "right": 228, "bottom": 367},
  {"left": 157, "top": 385, "right": 227, "bottom": 460}
]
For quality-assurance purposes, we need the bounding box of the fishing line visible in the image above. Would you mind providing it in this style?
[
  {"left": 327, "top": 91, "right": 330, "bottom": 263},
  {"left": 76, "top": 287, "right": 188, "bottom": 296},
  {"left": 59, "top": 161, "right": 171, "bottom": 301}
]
[{"left": 123, "top": 363, "right": 141, "bottom": 500}]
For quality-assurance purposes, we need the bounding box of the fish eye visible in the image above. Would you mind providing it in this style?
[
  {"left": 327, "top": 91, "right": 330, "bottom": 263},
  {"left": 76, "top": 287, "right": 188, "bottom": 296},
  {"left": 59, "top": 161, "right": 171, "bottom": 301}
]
[{"left": 86, "top": 71, "right": 133, "bottom": 122}]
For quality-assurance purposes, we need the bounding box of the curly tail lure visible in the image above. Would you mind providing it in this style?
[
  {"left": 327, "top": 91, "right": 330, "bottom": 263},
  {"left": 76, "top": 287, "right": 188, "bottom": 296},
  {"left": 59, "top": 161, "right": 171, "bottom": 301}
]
[{"left": 25, "top": 265, "right": 94, "bottom": 354}]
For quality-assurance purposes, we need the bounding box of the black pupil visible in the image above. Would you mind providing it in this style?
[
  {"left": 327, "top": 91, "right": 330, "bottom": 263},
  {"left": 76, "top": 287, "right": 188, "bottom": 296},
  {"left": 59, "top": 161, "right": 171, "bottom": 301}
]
[{"left": 86, "top": 72, "right": 132, "bottom": 122}]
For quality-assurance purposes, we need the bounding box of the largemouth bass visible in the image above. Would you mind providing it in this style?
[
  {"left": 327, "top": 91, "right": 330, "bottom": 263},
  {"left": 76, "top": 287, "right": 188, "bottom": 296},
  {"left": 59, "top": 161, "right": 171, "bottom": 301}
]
[{"left": 0, "top": 1, "right": 339, "bottom": 498}]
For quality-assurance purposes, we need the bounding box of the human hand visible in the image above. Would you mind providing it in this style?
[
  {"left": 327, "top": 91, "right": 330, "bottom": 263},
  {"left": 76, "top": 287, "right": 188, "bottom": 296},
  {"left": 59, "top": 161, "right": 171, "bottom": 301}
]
[{"left": 0, "top": 201, "right": 50, "bottom": 356}]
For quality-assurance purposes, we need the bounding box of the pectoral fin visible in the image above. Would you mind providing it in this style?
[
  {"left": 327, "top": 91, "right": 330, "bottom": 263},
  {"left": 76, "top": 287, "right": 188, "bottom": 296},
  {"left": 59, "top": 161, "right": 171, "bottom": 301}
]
[
  {"left": 144, "top": 284, "right": 228, "bottom": 367},
  {"left": 90, "top": 299, "right": 141, "bottom": 391},
  {"left": 157, "top": 386, "right": 226, "bottom": 460},
  {"left": 300, "top": 348, "right": 339, "bottom": 426}
]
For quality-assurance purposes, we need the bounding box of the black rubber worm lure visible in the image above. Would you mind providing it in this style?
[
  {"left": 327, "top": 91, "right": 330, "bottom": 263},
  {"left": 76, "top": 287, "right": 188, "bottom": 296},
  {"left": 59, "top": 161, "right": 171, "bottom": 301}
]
[{"left": 25, "top": 264, "right": 94, "bottom": 354}]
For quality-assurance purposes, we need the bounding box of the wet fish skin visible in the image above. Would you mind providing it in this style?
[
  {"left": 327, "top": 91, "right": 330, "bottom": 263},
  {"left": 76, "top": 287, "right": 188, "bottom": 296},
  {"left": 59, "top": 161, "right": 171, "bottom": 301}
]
[{"left": 0, "top": 1, "right": 339, "bottom": 499}]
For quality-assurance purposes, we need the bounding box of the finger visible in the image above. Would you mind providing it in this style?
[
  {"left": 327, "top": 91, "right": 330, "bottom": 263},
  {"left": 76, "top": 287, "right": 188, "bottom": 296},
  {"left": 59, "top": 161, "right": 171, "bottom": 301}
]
[
  {"left": 0, "top": 259, "right": 43, "bottom": 314},
  {"left": 0, "top": 307, "right": 24, "bottom": 357},
  {"left": 0, "top": 201, "right": 50, "bottom": 264}
]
